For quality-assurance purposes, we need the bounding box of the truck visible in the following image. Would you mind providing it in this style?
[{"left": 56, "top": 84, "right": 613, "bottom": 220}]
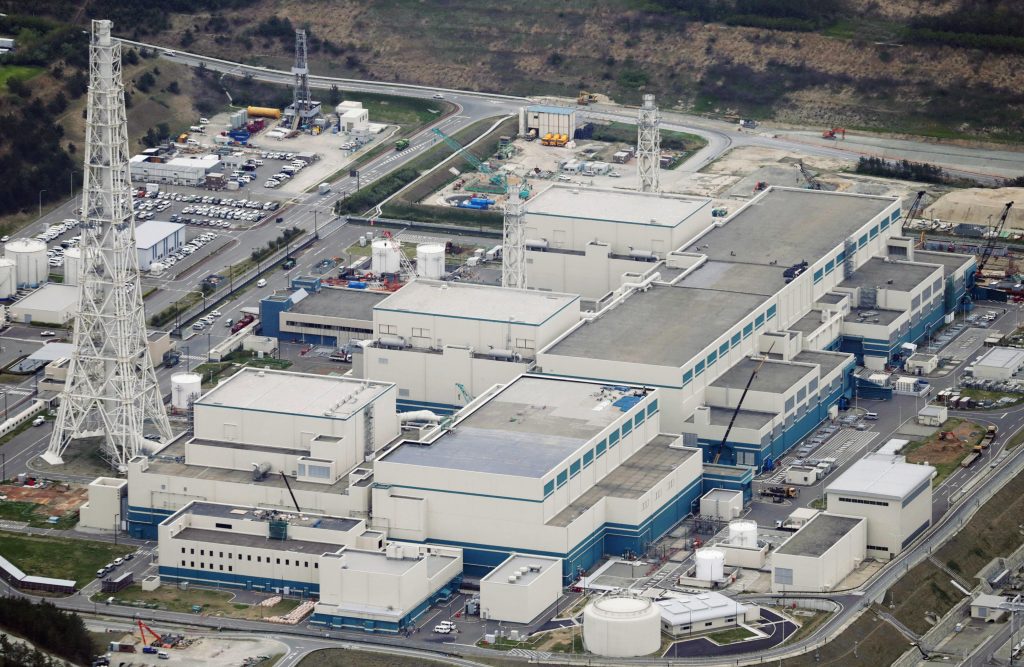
[
  {"left": 162, "top": 350, "right": 181, "bottom": 368},
  {"left": 759, "top": 485, "right": 799, "bottom": 502},
  {"left": 962, "top": 452, "right": 981, "bottom": 468},
  {"left": 395, "top": 139, "right": 410, "bottom": 151},
  {"left": 230, "top": 314, "right": 255, "bottom": 334},
  {"left": 281, "top": 257, "right": 296, "bottom": 270},
  {"left": 985, "top": 425, "right": 998, "bottom": 442}
]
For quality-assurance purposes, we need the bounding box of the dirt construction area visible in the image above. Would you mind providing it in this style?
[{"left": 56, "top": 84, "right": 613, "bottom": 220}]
[
  {"left": 925, "top": 186, "right": 1024, "bottom": 229},
  {"left": 102, "top": 632, "right": 284, "bottom": 666},
  {"left": 904, "top": 418, "right": 984, "bottom": 467},
  {"left": 0, "top": 483, "right": 86, "bottom": 514}
]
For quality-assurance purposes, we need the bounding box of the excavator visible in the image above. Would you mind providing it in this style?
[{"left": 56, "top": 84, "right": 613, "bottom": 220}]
[
  {"left": 822, "top": 127, "right": 846, "bottom": 140},
  {"left": 577, "top": 90, "right": 598, "bottom": 105}
]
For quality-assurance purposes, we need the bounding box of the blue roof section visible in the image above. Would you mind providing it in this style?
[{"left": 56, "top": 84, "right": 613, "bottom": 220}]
[
  {"left": 527, "top": 105, "right": 575, "bottom": 115},
  {"left": 613, "top": 396, "right": 643, "bottom": 412}
]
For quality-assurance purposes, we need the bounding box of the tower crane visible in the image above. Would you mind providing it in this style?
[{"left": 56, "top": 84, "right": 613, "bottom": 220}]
[
  {"left": 712, "top": 344, "right": 775, "bottom": 466},
  {"left": 977, "top": 201, "right": 1015, "bottom": 275}
]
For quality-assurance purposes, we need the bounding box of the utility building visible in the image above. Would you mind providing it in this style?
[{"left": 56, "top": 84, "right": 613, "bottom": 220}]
[
  {"left": 825, "top": 455, "right": 934, "bottom": 560},
  {"left": 519, "top": 105, "right": 576, "bottom": 140},
  {"left": 135, "top": 220, "right": 184, "bottom": 270},
  {"left": 479, "top": 554, "right": 562, "bottom": 623},
  {"left": 129, "top": 154, "right": 221, "bottom": 186},
  {"left": 972, "top": 346, "right": 1024, "bottom": 380},
  {"left": 771, "top": 513, "right": 866, "bottom": 592}
]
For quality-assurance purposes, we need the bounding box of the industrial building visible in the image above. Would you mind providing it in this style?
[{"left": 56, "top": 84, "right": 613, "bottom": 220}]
[
  {"left": 519, "top": 105, "right": 576, "bottom": 141},
  {"left": 479, "top": 554, "right": 562, "bottom": 623},
  {"left": 360, "top": 279, "right": 580, "bottom": 412},
  {"left": 158, "top": 501, "right": 462, "bottom": 632},
  {"left": 524, "top": 185, "right": 713, "bottom": 299},
  {"left": 136, "top": 220, "right": 185, "bottom": 270},
  {"left": 336, "top": 101, "right": 369, "bottom": 133},
  {"left": 372, "top": 374, "right": 703, "bottom": 582},
  {"left": 125, "top": 368, "right": 399, "bottom": 539},
  {"left": 259, "top": 284, "right": 387, "bottom": 348},
  {"left": 9, "top": 285, "right": 78, "bottom": 325},
  {"left": 78, "top": 477, "right": 127, "bottom": 533},
  {"left": 655, "top": 591, "right": 758, "bottom": 636},
  {"left": 129, "top": 154, "right": 221, "bottom": 186},
  {"left": 825, "top": 454, "right": 934, "bottom": 560},
  {"left": 972, "top": 346, "right": 1024, "bottom": 380},
  {"left": 771, "top": 513, "right": 867, "bottom": 592}
]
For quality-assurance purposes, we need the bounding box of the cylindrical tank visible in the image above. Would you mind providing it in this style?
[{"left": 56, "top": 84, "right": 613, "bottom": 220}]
[
  {"left": 371, "top": 239, "right": 402, "bottom": 274},
  {"left": 695, "top": 548, "right": 725, "bottom": 582},
  {"left": 0, "top": 258, "right": 16, "bottom": 299},
  {"left": 582, "top": 596, "right": 661, "bottom": 658},
  {"left": 5, "top": 238, "right": 47, "bottom": 288},
  {"left": 729, "top": 519, "right": 758, "bottom": 548},
  {"left": 170, "top": 373, "right": 202, "bottom": 410},
  {"left": 63, "top": 247, "right": 82, "bottom": 287},
  {"left": 416, "top": 243, "right": 445, "bottom": 279},
  {"left": 246, "top": 106, "right": 282, "bottom": 119}
]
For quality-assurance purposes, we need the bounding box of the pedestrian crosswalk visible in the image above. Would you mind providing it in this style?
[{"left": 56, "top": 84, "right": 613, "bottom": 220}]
[{"left": 508, "top": 648, "right": 553, "bottom": 660}]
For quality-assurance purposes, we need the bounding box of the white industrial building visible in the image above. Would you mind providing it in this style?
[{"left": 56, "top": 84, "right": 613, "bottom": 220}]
[
  {"left": 136, "top": 220, "right": 185, "bottom": 270},
  {"left": 479, "top": 554, "right": 562, "bottom": 623},
  {"left": 78, "top": 478, "right": 127, "bottom": 533},
  {"left": 361, "top": 279, "right": 580, "bottom": 412},
  {"left": 519, "top": 105, "right": 576, "bottom": 140},
  {"left": 260, "top": 285, "right": 386, "bottom": 348},
  {"left": 373, "top": 374, "right": 703, "bottom": 582},
  {"left": 655, "top": 591, "right": 758, "bottom": 636},
  {"left": 157, "top": 501, "right": 463, "bottom": 632},
  {"left": 971, "top": 594, "right": 1009, "bottom": 622},
  {"left": 699, "top": 488, "right": 743, "bottom": 521},
  {"left": 9, "top": 284, "right": 78, "bottom": 325},
  {"left": 524, "top": 185, "right": 713, "bottom": 299},
  {"left": 825, "top": 455, "right": 934, "bottom": 560},
  {"left": 129, "top": 154, "right": 221, "bottom": 186},
  {"left": 336, "top": 101, "right": 369, "bottom": 133},
  {"left": 771, "top": 513, "right": 867, "bottom": 592},
  {"left": 125, "top": 368, "right": 399, "bottom": 539},
  {"left": 972, "top": 346, "right": 1024, "bottom": 380}
]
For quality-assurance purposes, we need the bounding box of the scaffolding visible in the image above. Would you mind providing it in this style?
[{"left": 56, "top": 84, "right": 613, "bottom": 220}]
[{"left": 637, "top": 94, "right": 661, "bottom": 193}]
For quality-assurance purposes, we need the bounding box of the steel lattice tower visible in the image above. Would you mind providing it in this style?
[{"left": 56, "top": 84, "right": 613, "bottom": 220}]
[
  {"left": 637, "top": 94, "right": 661, "bottom": 193},
  {"left": 291, "top": 29, "right": 311, "bottom": 130},
  {"left": 501, "top": 192, "right": 527, "bottom": 290},
  {"left": 44, "top": 20, "right": 171, "bottom": 469}
]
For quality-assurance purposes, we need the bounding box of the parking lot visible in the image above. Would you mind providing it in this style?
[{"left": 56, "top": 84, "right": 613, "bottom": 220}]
[{"left": 137, "top": 189, "right": 281, "bottom": 233}]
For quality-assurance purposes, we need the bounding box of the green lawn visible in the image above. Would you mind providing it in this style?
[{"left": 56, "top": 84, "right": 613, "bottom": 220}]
[
  {"left": 707, "top": 626, "right": 756, "bottom": 644},
  {"left": 98, "top": 584, "right": 301, "bottom": 620},
  {"left": 0, "top": 530, "right": 128, "bottom": 588},
  {"left": 0, "top": 65, "right": 43, "bottom": 89},
  {"left": 339, "top": 90, "right": 451, "bottom": 127},
  {"left": 0, "top": 500, "right": 78, "bottom": 529}
]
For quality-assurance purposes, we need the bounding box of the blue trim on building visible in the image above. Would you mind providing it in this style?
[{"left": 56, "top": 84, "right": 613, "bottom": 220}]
[
  {"left": 396, "top": 398, "right": 461, "bottom": 414},
  {"left": 158, "top": 566, "right": 319, "bottom": 596},
  {"left": 308, "top": 574, "right": 462, "bottom": 633}
]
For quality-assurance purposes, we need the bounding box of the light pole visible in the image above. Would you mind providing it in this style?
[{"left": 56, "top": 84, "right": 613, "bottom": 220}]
[
  {"left": 113, "top": 513, "right": 119, "bottom": 545},
  {"left": 314, "top": 209, "right": 319, "bottom": 240},
  {"left": 37, "top": 189, "right": 46, "bottom": 219}
]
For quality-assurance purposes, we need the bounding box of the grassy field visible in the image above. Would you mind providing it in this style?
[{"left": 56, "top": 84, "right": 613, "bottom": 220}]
[
  {"left": 0, "top": 530, "right": 128, "bottom": 588},
  {"left": 0, "top": 65, "right": 42, "bottom": 89},
  {"left": 0, "top": 500, "right": 78, "bottom": 528},
  {"left": 885, "top": 561, "right": 961, "bottom": 634},
  {"left": 707, "top": 626, "right": 756, "bottom": 644},
  {"left": 98, "top": 584, "right": 301, "bottom": 620},
  {"left": 298, "top": 648, "right": 452, "bottom": 667}
]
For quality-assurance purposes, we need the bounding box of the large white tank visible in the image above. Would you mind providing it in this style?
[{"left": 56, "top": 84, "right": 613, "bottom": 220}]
[
  {"left": 0, "top": 258, "right": 16, "bottom": 299},
  {"left": 695, "top": 548, "right": 725, "bottom": 582},
  {"left": 63, "top": 247, "right": 82, "bottom": 287},
  {"left": 582, "top": 596, "right": 661, "bottom": 658},
  {"left": 415, "top": 243, "right": 445, "bottom": 279},
  {"left": 5, "top": 238, "right": 47, "bottom": 288},
  {"left": 371, "top": 238, "right": 402, "bottom": 274},
  {"left": 170, "top": 373, "right": 202, "bottom": 410},
  {"left": 729, "top": 519, "right": 758, "bottom": 548}
]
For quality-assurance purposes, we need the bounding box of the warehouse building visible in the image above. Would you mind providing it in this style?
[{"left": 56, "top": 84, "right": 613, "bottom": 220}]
[
  {"left": 372, "top": 374, "right": 704, "bottom": 582},
  {"left": 136, "top": 220, "right": 185, "bottom": 270},
  {"left": 125, "top": 368, "right": 399, "bottom": 539},
  {"left": 519, "top": 105, "right": 576, "bottom": 140},
  {"left": 479, "top": 554, "right": 562, "bottom": 623},
  {"left": 158, "top": 501, "right": 463, "bottom": 633},
  {"left": 655, "top": 591, "right": 758, "bottom": 636},
  {"left": 129, "top": 154, "right": 221, "bottom": 186},
  {"left": 771, "top": 513, "right": 866, "bottom": 592},
  {"left": 972, "top": 346, "right": 1024, "bottom": 380},
  {"left": 260, "top": 286, "right": 386, "bottom": 348},
  {"left": 825, "top": 455, "right": 934, "bottom": 560},
  {"left": 360, "top": 279, "right": 580, "bottom": 413},
  {"left": 9, "top": 284, "right": 78, "bottom": 325}
]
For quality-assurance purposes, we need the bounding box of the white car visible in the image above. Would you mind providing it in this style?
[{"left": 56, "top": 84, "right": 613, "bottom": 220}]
[
  {"left": 192, "top": 322, "right": 205, "bottom": 331},
  {"left": 32, "top": 416, "right": 45, "bottom": 427},
  {"left": 210, "top": 310, "right": 222, "bottom": 317},
  {"left": 256, "top": 278, "right": 267, "bottom": 288},
  {"left": 433, "top": 624, "right": 451, "bottom": 634}
]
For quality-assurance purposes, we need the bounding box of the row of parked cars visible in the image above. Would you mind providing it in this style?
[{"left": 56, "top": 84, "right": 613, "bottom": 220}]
[
  {"left": 157, "top": 232, "right": 217, "bottom": 270},
  {"left": 133, "top": 197, "right": 171, "bottom": 220},
  {"left": 96, "top": 552, "right": 134, "bottom": 579},
  {"left": 191, "top": 309, "right": 224, "bottom": 331},
  {"left": 265, "top": 159, "right": 309, "bottom": 189}
]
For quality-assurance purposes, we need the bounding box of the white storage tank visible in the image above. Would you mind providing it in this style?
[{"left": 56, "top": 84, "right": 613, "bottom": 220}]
[
  {"left": 0, "top": 258, "right": 15, "bottom": 299},
  {"left": 63, "top": 247, "right": 82, "bottom": 287},
  {"left": 582, "top": 596, "right": 661, "bottom": 658},
  {"left": 729, "top": 519, "right": 758, "bottom": 549},
  {"left": 695, "top": 548, "right": 725, "bottom": 582},
  {"left": 416, "top": 243, "right": 445, "bottom": 279},
  {"left": 5, "top": 238, "right": 47, "bottom": 288},
  {"left": 170, "top": 373, "right": 202, "bottom": 410},
  {"left": 371, "top": 238, "right": 402, "bottom": 274}
]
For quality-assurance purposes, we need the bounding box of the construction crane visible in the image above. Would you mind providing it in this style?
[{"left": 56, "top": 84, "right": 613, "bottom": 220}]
[
  {"left": 977, "top": 201, "right": 1015, "bottom": 275},
  {"left": 138, "top": 619, "right": 161, "bottom": 647},
  {"left": 712, "top": 345, "right": 775, "bottom": 465},
  {"left": 901, "top": 190, "right": 927, "bottom": 246},
  {"left": 455, "top": 383, "right": 473, "bottom": 404},
  {"left": 431, "top": 128, "right": 491, "bottom": 174},
  {"left": 796, "top": 160, "right": 822, "bottom": 190},
  {"left": 279, "top": 471, "right": 302, "bottom": 513}
]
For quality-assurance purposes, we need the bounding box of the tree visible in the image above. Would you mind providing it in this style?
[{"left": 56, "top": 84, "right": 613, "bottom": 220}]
[
  {"left": 137, "top": 70, "right": 157, "bottom": 93},
  {"left": 6, "top": 76, "right": 30, "bottom": 98},
  {"left": 46, "top": 91, "right": 68, "bottom": 115},
  {"left": 327, "top": 84, "right": 342, "bottom": 106},
  {"left": 167, "top": 80, "right": 181, "bottom": 94},
  {"left": 181, "top": 29, "right": 195, "bottom": 48},
  {"left": 64, "top": 71, "right": 88, "bottom": 98},
  {"left": 124, "top": 48, "right": 139, "bottom": 65}
]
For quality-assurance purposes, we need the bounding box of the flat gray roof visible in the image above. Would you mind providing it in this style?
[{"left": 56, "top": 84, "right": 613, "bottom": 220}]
[
  {"left": 176, "top": 501, "right": 360, "bottom": 533},
  {"left": 711, "top": 357, "right": 814, "bottom": 394},
  {"left": 136, "top": 220, "right": 184, "bottom": 248},
  {"left": 826, "top": 455, "right": 934, "bottom": 500},
  {"left": 775, "top": 513, "right": 864, "bottom": 558},
  {"left": 381, "top": 377, "right": 648, "bottom": 478},
  {"left": 677, "top": 261, "right": 785, "bottom": 296},
  {"left": 840, "top": 257, "right": 939, "bottom": 292},
  {"left": 175, "top": 527, "right": 343, "bottom": 555},
  {"left": 789, "top": 311, "right": 827, "bottom": 335},
  {"left": 27, "top": 342, "right": 74, "bottom": 362},
  {"left": 818, "top": 292, "right": 847, "bottom": 305},
  {"left": 791, "top": 350, "right": 851, "bottom": 378},
  {"left": 482, "top": 554, "right": 561, "bottom": 586},
  {"left": 548, "top": 434, "right": 696, "bottom": 527},
  {"left": 546, "top": 285, "right": 767, "bottom": 367},
  {"left": 527, "top": 184, "right": 710, "bottom": 227},
  {"left": 693, "top": 406, "right": 775, "bottom": 430},
  {"left": 914, "top": 250, "right": 975, "bottom": 277},
  {"left": 196, "top": 367, "right": 391, "bottom": 419},
  {"left": 290, "top": 288, "right": 386, "bottom": 321},
  {"left": 13, "top": 284, "right": 78, "bottom": 311},
  {"left": 845, "top": 307, "right": 904, "bottom": 326},
  {"left": 976, "top": 346, "right": 1024, "bottom": 370},
  {"left": 696, "top": 188, "right": 895, "bottom": 267},
  {"left": 375, "top": 279, "right": 578, "bottom": 325}
]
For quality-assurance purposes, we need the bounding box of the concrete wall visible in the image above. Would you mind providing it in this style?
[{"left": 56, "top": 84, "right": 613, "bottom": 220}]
[
  {"left": 79, "top": 477, "right": 127, "bottom": 532},
  {"left": 826, "top": 480, "right": 931, "bottom": 560},
  {"left": 526, "top": 244, "right": 659, "bottom": 300}
]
